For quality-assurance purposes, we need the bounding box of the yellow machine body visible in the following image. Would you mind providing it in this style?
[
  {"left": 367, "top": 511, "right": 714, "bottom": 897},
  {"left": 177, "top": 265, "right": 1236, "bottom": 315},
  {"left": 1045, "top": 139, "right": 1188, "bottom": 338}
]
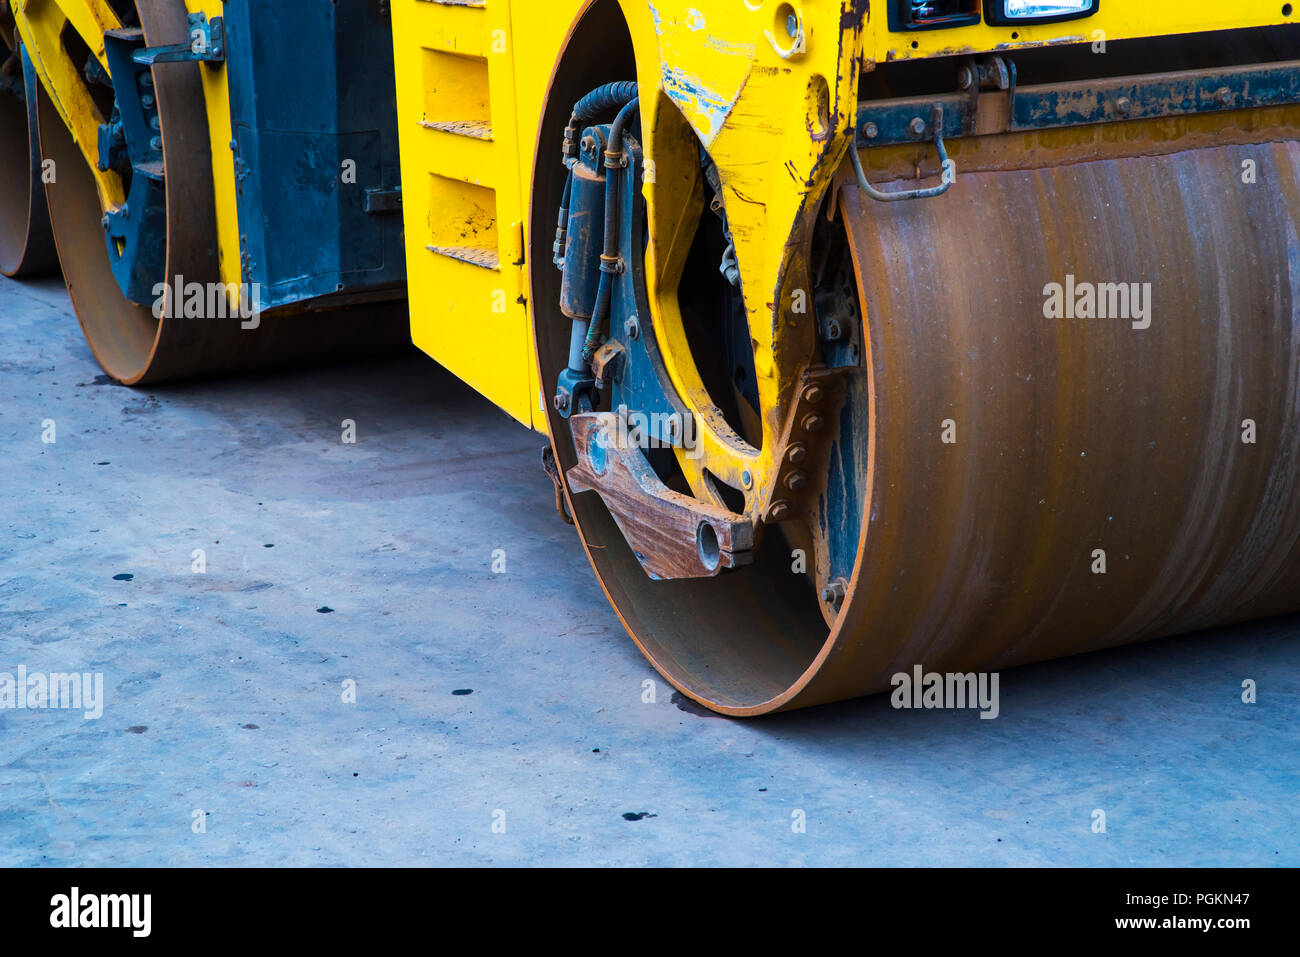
[
  {"left": 6, "top": 1, "right": 1300, "bottom": 715},
  {"left": 390, "top": 0, "right": 1300, "bottom": 482}
]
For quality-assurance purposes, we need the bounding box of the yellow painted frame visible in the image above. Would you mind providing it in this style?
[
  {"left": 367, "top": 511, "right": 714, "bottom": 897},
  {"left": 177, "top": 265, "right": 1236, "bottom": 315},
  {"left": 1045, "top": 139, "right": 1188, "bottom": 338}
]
[
  {"left": 866, "top": 0, "right": 1300, "bottom": 64},
  {"left": 12, "top": 0, "right": 125, "bottom": 212}
]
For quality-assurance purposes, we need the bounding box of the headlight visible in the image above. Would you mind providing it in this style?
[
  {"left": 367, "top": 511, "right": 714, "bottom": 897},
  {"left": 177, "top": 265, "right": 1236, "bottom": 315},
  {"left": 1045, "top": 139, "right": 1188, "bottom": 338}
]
[{"left": 984, "top": 0, "right": 1098, "bottom": 25}]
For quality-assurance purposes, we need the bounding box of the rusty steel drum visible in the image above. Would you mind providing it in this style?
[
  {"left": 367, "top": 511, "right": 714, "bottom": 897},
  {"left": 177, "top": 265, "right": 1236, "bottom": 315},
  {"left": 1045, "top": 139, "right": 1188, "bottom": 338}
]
[{"left": 542, "top": 102, "right": 1300, "bottom": 715}]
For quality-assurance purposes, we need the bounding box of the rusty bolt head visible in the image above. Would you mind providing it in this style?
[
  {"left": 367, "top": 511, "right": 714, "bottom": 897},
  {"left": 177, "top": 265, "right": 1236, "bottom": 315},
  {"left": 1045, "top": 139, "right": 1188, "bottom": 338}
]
[
  {"left": 1116, "top": 97, "right": 1131, "bottom": 116},
  {"left": 767, "top": 501, "right": 791, "bottom": 523},
  {"left": 801, "top": 412, "right": 825, "bottom": 434},
  {"left": 553, "top": 390, "right": 570, "bottom": 414},
  {"left": 624, "top": 315, "right": 640, "bottom": 340},
  {"left": 787, "top": 442, "right": 808, "bottom": 466},
  {"left": 785, "top": 470, "right": 809, "bottom": 493},
  {"left": 862, "top": 121, "right": 879, "bottom": 141},
  {"left": 1217, "top": 87, "right": 1233, "bottom": 107},
  {"left": 820, "top": 578, "right": 848, "bottom": 606},
  {"left": 909, "top": 117, "right": 926, "bottom": 137},
  {"left": 958, "top": 65, "right": 976, "bottom": 90},
  {"left": 802, "top": 384, "right": 824, "bottom": 405}
]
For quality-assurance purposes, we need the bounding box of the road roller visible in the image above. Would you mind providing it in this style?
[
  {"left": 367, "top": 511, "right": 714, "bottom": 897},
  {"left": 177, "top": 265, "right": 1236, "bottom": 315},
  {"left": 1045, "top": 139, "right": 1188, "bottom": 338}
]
[
  {"left": 5, "top": 1, "right": 1300, "bottom": 716},
  {"left": 2, "top": 0, "right": 410, "bottom": 382}
]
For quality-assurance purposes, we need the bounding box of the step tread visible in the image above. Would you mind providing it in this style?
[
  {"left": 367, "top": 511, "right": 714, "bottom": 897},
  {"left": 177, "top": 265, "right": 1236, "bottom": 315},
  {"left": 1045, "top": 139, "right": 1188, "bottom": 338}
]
[
  {"left": 419, "top": 119, "right": 493, "bottom": 141},
  {"left": 426, "top": 245, "right": 499, "bottom": 270}
]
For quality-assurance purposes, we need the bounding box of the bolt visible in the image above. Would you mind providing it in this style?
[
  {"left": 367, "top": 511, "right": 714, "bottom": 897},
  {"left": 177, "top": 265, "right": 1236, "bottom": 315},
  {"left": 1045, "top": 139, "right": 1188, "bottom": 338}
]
[
  {"left": 958, "top": 65, "right": 975, "bottom": 90},
  {"left": 802, "top": 412, "right": 825, "bottom": 433},
  {"left": 553, "top": 390, "right": 570, "bottom": 414},
  {"left": 785, "top": 12, "right": 799, "bottom": 39},
  {"left": 767, "top": 500, "right": 791, "bottom": 523},
  {"left": 785, "top": 470, "right": 808, "bottom": 493},
  {"left": 909, "top": 117, "right": 926, "bottom": 137},
  {"left": 862, "top": 121, "right": 878, "bottom": 141},
  {"left": 787, "top": 442, "right": 808, "bottom": 465},
  {"left": 141, "top": 93, "right": 154, "bottom": 108},
  {"left": 741, "top": 469, "right": 753, "bottom": 490},
  {"left": 140, "top": 72, "right": 153, "bottom": 89},
  {"left": 1116, "top": 97, "right": 1131, "bottom": 116},
  {"left": 1217, "top": 87, "right": 1233, "bottom": 108},
  {"left": 820, "top": 577, "right": 848, "bottom": 606},
  {"left": 802, "top": 384, "right": 824, "bottom": 405},
  {"left": 624, "top": 315, "right": 640, "bottom": 340},
  {"left": 150, "top": 136, "right": 162, "bottom": 151}
]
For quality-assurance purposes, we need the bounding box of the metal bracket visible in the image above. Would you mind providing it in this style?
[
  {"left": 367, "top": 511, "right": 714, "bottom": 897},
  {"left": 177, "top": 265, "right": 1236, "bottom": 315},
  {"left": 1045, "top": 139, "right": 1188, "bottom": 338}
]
[
  {"left": 133, "top": 13, "right": 224, "bottom": 65},
  {"left": 567, "top": 412, "right": 753, "bottom": 580},
  {"left": 762, "top": 366, "right": 846, "bottom": 526},
  {"left": 851, "top": 104, "right": 953, "bottom": 203},
  {"left": 856, "top": 58, "right": 1300, "bottom": 147},
  {"left": 540, "top": 446, "right": 574, "bottom": 526}
]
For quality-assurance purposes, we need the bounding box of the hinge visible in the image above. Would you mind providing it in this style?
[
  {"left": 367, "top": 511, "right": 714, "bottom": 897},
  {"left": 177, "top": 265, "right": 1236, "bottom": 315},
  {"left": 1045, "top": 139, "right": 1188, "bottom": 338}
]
[{"left": 133, "top": 13, "right": 225, "bottom": 66}]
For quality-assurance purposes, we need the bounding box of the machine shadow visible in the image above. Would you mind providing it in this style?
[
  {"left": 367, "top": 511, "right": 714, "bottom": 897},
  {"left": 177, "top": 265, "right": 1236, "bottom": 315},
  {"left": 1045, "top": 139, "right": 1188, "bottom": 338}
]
[{"left": 747, "top": 613, "right": 1300, "bottom": 746}]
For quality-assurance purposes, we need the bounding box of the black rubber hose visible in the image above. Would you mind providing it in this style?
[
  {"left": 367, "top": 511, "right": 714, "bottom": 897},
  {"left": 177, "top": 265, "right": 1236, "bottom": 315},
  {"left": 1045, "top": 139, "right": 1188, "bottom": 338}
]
[
  {"left": 582, "top": 96, "right": 640, "bottom": 362},
  {"left": 570, "top": 81, "right": 639, "bottom": 124}
]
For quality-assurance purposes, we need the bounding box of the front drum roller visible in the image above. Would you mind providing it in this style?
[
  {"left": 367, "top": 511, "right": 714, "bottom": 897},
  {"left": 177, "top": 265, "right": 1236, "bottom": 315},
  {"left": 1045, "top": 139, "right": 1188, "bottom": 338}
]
[
  {"left": 533, "top": 19, "right": 1300, "bottom": 716},
  {"left": 36, "top": 0, "right": 406, "bottom": 385},
  {"left": 0, "top": 27, "right": 57, "bottom": 278}
]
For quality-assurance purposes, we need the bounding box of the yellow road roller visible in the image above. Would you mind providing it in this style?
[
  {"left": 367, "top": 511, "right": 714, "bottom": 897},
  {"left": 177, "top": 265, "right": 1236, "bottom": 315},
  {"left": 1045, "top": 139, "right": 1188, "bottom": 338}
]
[{"left": 4, "top": 0, "right": 1300, "bottom": 714}]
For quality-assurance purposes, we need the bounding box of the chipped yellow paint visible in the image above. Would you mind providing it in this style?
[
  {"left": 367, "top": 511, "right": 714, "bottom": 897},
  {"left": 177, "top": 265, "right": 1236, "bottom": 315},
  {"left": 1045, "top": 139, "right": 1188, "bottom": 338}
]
[
  {"left": 12, "top": 0, "right": 125, "bottom": 214},
  {"left": 632, "top": 0, "right": 863, "bottom": 512},
  {"left": 405, "top": 0, "right": 1296, "bottom": 509}
]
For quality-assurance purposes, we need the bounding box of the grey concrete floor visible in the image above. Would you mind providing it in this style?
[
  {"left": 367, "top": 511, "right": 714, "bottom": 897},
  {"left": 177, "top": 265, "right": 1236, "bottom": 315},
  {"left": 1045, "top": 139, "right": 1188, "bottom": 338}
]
[{"left": 1, "top": 273, "right": 1297, "bottom": 867}]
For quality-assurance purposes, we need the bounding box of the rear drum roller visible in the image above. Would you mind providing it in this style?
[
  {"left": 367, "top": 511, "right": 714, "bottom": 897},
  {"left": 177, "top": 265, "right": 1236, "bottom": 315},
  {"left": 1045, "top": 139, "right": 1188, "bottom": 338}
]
[
  {"left": 37, "top": 0, "right": 406, "bottom": 385},
  {"left": 0, "top": 25, "right": 56, "bottom": 278},
  {"left": 535, "top": 8, "right": 1300, "bottom": 715}
]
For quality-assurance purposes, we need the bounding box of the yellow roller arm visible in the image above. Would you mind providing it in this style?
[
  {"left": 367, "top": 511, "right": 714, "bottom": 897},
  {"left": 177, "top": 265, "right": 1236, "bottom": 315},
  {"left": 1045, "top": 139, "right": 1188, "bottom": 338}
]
[{"left": 12, "top": 0, "right": 125, "bottom": 213}]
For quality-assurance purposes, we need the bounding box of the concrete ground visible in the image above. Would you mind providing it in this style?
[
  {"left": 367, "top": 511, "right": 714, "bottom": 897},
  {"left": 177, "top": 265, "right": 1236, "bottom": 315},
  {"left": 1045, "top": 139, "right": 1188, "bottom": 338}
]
[{"left": 1, "top": 273, "right": 1297, "bottom": 867}]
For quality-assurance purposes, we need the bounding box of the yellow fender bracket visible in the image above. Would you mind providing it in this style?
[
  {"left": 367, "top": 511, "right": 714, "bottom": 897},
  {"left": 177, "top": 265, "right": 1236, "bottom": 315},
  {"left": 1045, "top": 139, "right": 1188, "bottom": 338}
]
[
  {"left": 633, "top": 0, "right": 866, "bottom": 511},
  {"left": 13, "top": 0, "right": 125, "bottom": 212}
]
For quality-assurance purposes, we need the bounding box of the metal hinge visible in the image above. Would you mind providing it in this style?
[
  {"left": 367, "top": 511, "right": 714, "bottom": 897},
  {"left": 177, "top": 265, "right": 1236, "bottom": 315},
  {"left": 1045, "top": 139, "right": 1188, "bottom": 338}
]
[{"left": 133, "top": 13, "right": 225, "bottom": 66}]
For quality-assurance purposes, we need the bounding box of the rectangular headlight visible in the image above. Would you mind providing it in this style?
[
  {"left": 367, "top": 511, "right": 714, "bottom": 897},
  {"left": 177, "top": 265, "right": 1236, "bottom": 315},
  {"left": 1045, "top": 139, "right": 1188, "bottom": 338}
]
[{"left": 984, "top": 0, "right": 1098, "bottom": 25}]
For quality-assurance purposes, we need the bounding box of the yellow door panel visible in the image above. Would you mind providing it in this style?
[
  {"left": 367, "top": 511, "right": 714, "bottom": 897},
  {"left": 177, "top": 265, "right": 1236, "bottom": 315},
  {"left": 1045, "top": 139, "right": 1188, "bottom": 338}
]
[{"left": 392, "top": 0, "right": 536, "bottom": 428}]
